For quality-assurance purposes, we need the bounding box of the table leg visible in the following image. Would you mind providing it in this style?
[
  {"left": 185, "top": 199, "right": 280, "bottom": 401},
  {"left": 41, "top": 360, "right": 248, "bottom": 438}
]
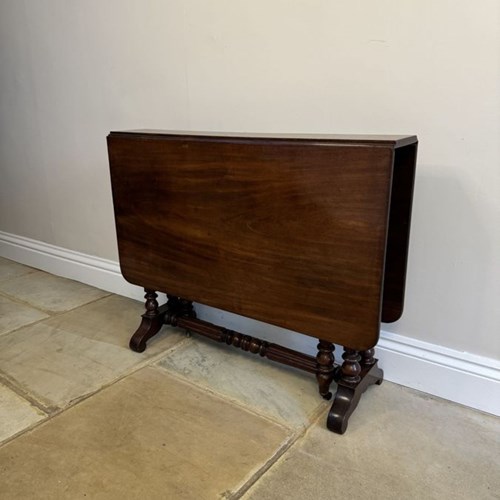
[
  {"left": 316, "top": 340, "right": 336, "bottom": 400},
  {"left": 326, "top": 347, "right": 383, "bottom": 434}
]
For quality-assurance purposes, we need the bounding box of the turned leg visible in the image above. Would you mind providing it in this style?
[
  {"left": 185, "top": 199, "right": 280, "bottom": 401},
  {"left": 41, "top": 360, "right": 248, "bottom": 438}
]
[
  {"left": 316, "top": 340, "right": 335, "bottom": 400},
  {"left": 169, "top": 297, "right": 196, "bottom": 336},
  {"left": 179, "top": 298, "right": 196, "bottom": 319},
  {"left": 326, "top": 346, "right": 383, "bottom": 434},
  {"left": 361, "top": 348, "right": 376, "bottom": 367},
  {"left": 129, "top": 289, "right": 168, "bottom": 353},
  {"left": 360, "top": 348, "right": 382, "bottom": 387},
  {"left": 340, "top": 348, "right": 362, "bottom": 385}
]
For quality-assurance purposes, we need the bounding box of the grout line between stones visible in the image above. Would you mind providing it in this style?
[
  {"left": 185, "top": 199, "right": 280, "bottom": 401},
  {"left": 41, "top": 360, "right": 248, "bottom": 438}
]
[
  {"left": 0, "top": 308, "right": 329, "bottom": 500},
  {"left": 222, "top": 434, "right": 298, "bottom": 500},
  {"left": 0, "top": 266, "right": 38, "bottom": 285},
  {"left": 152, "top": 336, "right": 332, "bottom": 432},
  {"left": 0, "top": 330, "right": 193, "bottom": 450},
  {"left": 0, "top": 326, "right": 323, "bottom": 454},
  {"left": 226, "top": 408, "right": 326, "bottom": 500},
  {"left": 0, "top": 287, "right": 113, "bottom": 318},
  {"left": 0, "top": 264, "right": 320, "bottom": 464},
  {"left": 0, "top": 268, "right": 329, "bottom": 491},
  {"left": 0, "top": 369, "right": 56, "bottom": 415},
  {"left": 0, "top": 289, "right": 56, "bottom": 316},
  {"left": 0, "top": 292, "right": 116, "bottom": 340},
  {"left": 151, "top": 361, "right": 296, "bottom": 432}
]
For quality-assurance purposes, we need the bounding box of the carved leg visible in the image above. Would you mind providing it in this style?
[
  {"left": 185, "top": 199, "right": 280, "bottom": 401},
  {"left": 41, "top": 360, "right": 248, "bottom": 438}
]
[
  {"left": 326, "top": 347, "right": 383, "bottom": 434},
  {"left": 171, "top": 297, "right": 196, "bottom": 337},
  {"left": 316, "top": 340, "right": 335, "bottom": 400},
  {"left": 179, "top": 298, "right": 196, "bottom": 319},
  {"left": 129, "top": 289, "right": 168, "bottom": 353},
  {"left": 361, "top": 348, "right": 377, "bottom": 369}
]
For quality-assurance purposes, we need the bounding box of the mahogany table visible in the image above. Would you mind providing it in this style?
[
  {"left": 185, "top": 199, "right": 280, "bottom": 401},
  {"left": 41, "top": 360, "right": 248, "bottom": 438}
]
[{"left": 107, "top": 130, "right": 417, "bottom": 434}]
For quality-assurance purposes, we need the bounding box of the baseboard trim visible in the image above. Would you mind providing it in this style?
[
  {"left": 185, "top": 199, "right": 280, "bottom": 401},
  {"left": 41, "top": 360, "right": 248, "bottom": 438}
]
[
  {"left": 0, "top": 231, "right": 144, "bottom": 301},
  {"left": 376, "top": 331, "right": 499, "bottom": 416},
  {"left": 1, "top": 230, "right": 498, "bottom": 416}
]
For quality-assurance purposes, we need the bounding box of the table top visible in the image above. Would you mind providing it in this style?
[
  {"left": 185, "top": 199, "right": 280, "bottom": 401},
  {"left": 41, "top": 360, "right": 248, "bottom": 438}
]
[{"left": 109, "top": 130, "right": 418, "bottom": 148}]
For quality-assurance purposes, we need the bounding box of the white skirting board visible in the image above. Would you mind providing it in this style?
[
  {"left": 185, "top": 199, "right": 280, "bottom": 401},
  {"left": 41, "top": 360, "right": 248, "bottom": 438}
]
[{"left": 1, "top": 229, "right": 499, "bottom": 417}]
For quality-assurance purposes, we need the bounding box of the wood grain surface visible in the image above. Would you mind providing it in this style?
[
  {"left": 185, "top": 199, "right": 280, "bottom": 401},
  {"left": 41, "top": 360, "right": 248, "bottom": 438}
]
[{"left": 108, "top": 132, "right": 416, "bottom": 350}]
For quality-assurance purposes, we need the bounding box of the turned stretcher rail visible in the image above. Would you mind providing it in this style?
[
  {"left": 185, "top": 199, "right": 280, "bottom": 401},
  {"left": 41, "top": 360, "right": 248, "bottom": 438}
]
[{"left": 173, "top": 316, "right": 322, "bottom": 375}]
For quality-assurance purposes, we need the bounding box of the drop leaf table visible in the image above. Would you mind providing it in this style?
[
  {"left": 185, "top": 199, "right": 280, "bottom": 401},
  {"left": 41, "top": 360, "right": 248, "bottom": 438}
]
[{"left": 107, "top": 130, "right": 417, "bottom": 434}]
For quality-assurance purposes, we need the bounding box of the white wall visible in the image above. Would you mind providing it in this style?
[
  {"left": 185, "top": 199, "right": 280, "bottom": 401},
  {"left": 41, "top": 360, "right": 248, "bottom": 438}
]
[{"left": 1, "top": 1, "right": 499, "bottom": 361}]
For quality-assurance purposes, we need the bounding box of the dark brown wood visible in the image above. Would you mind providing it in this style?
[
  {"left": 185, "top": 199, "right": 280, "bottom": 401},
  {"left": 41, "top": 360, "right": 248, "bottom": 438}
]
[
  {"left": 171, "top": 314, "right": 319, "bottom": 374},
  {"left": 361, "top": 348, "right": 376, "bottom": 367},
  {"left": 324, "top": 347, "right": 381, "bottom": 434},
  {"left": 108, "top": 131, "right": 417, "bottom": 351},
  {"left": 327, "top": 362, "right": 383, "bottom": 434},
  {"left": 107, "top": 130, "right": 417, "bottom": 434},
  {"left": 114, "top": 130, "right": 417, "bottom": 148},
  {"left": 327, "top": 350, "right": 384, "bottom": 434},
  {"left": 340, "top": 348, "right": 362, "bottom": 386},
  {"left": 129, "top": 290, "right": 163, "bottom": 353},
  {"left": 316, "top": 340, "right": 336, "bottom": 400},
  {"left": 130, "top": 291, "right": 187, "bottom": 352},
  {"left": 382, "top": 143, "right": 417, "bottom": 322}
]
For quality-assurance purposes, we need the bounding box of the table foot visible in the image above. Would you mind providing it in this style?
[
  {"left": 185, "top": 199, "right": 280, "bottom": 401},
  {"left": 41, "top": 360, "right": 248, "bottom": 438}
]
[
  {"left": 129, "top": 291, "right": 188, "bottom": 352},
  {"left": 327, "top": 348, "right": 383, "bottom": 434}
]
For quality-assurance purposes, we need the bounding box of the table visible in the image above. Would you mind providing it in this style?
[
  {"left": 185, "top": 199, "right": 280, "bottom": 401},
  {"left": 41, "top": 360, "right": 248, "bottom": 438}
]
[{"left": 107, "top": 130, "right": 417, "bottom": 434}]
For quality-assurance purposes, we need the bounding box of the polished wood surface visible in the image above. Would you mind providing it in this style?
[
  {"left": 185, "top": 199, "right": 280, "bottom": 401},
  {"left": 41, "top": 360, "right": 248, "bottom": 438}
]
[
  {"left": 108, "top": 130, "right": 417, "bottom": 434},
  {"left": 382, "top": 142, "right": 418, "bottom": 322},
  {"left": 108, "top": 131, "right": 416, "bottom": 350},
  {"left": 117, "top": 129, "right": 417, "bottom": 147}
]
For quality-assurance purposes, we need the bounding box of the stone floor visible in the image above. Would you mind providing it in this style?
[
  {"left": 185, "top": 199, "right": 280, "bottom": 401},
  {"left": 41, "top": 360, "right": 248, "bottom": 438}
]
[{"left": 0, "top": 256, "right": 499, "bottom": 499}]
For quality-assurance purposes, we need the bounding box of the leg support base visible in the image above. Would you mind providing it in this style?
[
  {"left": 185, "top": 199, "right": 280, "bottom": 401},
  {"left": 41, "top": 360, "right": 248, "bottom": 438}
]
[
  {"left": 129, "top": 291, "right": 185, "bottom": 353},
  {"left": 128, "top": 290, "right": 384, "bottom": 435},
  {"left": 327, "top": 361, "right": 383, "bottom": 434}
]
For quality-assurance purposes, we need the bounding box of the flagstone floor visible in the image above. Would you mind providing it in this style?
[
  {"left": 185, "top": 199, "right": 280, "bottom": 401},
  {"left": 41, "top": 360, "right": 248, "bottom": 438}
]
[{"left": 0, "top": 257, "right": 498, "bottom": 499}]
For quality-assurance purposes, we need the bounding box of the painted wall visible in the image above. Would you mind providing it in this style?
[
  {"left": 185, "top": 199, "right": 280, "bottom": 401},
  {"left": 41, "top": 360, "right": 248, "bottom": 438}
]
[{"left": 1, "top": 1, "right": 499, "bottom": 359}]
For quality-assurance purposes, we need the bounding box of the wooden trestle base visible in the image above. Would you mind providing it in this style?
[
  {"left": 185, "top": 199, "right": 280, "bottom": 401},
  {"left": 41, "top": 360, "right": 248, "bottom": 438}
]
[{"left": 130, "top": 290, "right": 384, "bottom": 435}]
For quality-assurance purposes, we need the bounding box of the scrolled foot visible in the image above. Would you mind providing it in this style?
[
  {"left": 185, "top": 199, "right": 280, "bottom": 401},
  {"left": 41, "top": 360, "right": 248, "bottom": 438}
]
[
  {"left": 326, "top": 347, "right": 384, "bottom": 434},
  {"left": 129, "top": 315, "right": 165, "bottom": 353},
  {"left": 327, "top": 384, "right": 360, "bottom": 434},
  {"left": 129, "top": 289, "right": 167, "bottom": 353}
]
